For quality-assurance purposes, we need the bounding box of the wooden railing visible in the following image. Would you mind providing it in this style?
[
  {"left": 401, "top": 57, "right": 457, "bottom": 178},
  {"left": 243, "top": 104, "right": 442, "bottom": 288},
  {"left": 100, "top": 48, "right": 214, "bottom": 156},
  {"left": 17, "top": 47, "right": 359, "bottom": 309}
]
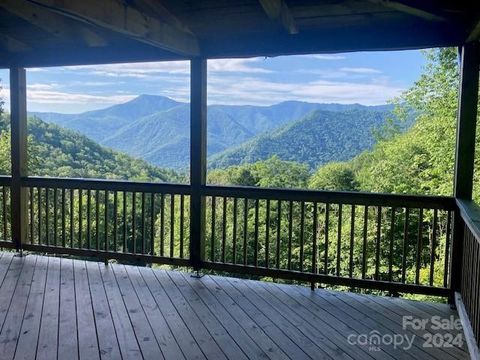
[
  {"left": 456, "top": 199, "right": 480, "bottom": 348},
  {"left": 21, "top": 177, "right": 191, "bottom": 267},
  {"left": 203, "top": 185, "right": 455, "bottom": 296},
  {"left": 0, "top": 175, "right": 462, "bottom": 298}
]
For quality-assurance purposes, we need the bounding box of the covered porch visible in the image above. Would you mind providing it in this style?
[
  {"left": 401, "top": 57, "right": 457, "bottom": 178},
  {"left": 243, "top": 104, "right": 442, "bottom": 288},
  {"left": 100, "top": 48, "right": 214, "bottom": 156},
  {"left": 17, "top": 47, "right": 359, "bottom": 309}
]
[{"left": 0, "top": 1, "right": 480, "bottom": 359}]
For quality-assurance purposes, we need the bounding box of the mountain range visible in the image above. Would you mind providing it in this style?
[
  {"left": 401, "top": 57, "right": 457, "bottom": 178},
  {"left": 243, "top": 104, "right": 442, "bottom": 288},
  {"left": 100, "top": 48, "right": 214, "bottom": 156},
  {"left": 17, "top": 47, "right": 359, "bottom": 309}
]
[{"left": 32, "top": 95, "right": 394, "bottom": 170}]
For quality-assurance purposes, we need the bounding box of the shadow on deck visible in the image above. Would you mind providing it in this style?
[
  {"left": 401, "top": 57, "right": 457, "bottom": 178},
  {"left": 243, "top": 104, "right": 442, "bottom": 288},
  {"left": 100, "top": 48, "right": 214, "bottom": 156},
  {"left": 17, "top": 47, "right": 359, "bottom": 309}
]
[{"left": 0, "top": 252, "right": 469, "bottom": 360}]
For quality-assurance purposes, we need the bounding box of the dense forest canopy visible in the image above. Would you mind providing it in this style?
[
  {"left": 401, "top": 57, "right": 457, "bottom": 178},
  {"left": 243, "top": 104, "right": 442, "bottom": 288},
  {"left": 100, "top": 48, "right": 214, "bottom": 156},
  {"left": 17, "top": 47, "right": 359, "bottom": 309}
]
[
  {"left": 0, "top": 114, "right": 180, "bottom": 183},
  {"left": 309, "top": 49, "right": 468, "bottom": 198},
  {"left": 208, "top": 48, "right": 471, "bottom": 201}
]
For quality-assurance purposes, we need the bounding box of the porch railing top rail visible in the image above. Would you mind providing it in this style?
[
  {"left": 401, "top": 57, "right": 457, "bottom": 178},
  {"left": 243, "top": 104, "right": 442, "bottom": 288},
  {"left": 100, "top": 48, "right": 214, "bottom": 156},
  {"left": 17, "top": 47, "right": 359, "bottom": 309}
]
[
  {"left": 205, "top": 184, "right": 455, "bottom": 209},
  {"left": 21, "top": 176, "right": 191, "bottom": 194}
]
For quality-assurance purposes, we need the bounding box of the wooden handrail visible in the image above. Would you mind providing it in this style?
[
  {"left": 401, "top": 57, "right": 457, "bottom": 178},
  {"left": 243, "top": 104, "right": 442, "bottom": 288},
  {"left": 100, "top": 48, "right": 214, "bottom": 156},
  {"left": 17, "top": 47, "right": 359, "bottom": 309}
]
[
  {"left": 21, "top": 176, "right": 191, "bottom": 194},
  {"left": 457, "top": 198, "right": 480, "bottom": 243},
  {"left": 204, "top": 184, "right": 456, "bottom": 209}
]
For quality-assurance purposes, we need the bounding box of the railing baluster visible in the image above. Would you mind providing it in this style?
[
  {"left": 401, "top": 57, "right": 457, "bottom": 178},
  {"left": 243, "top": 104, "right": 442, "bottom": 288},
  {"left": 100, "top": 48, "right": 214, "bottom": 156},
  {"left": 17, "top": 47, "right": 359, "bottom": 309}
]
[
  {"left": 45, "top": 188, "right": 49, "bottom": 245},
  {"left": 150, "top": 193, "right": 154, "bottom": 256},
  {"left": 287, "top": 200, "right": 293, "bottom": 270},
  {"left": 105, "top": 191, "right": 109, "bottom": 252},
  {"left": 312, "top": 202, "right": 318, "bottom": 275},
  {"left": 78, "top": 189, "right": 82, "bottom": 249},
  {"left": 61, "top": 188, "right": 66, "bottom": 248},
  {"left": 336, "top": 204, "right": 342, "bottom": 276},
  {"left": 211, "top": 196, "right": 216, "bottom": 262},
  {"left": 389, "top": 208, "right": 395, "bottom": 282},
  {"left": 232, "top": 197, "right": 237, "bottom": 264},
  {"left": 132, "top": 192, "right": 136, "bottom": 254},
  {"left": 444, "top": 210, "right": 452, "bottom": 288},
  {"left": 87, "top": 189, "right": 91, "bottom": 249},
  {"left": 402, "top": 208, "right": 410, "bottom": 283},
  {"left": 179, "top": 194, "right": 184, "bottom": 259},
  {"left": 170, "top": 194, "right": 175, "bottom": 258},
  {"left": 349, "top": 204, "right": 355, "bottom": 278},
  {"left": 29, "top": 187, "right": 33, "bottom": 244},
  {"left": 243, "top": 198, "right": 248, "bottom": 266},
  {"left": 222, "top": 197, "right": 227, "bottom": 263},
  {"left": 254, "top": 199, "right": 259, "bottom": 267},
  {"left": 53, "top": 188, "right": 57, "bottom": 246},
  {"left": 123, "top": 191, "right": 127, "bottom": 253},
  {"left": 429, "top": 209, "right": 438, "bottom": 286},
  {"left": 70, "top": 189, "right": 74, "bottom": 248},
  {"left": 416, "top": 208, "right": 424, "bottom": 284},
  {"left": 38, "top": 188, "right": 42, "bottom": 245},
  {"left": 375, "top": 206, "right": 382, "bottom": 280},
  {"left": 96, "top": 190, "right": 100, "bottom": 251},
  {"left": 113, "top": 191, "right": 118, "bottom": 253},
  {"left": 141, "top": 192, "right": 145, "bottom": 254},
  {"left": 2, "top": 187, "right": 7, "bottom": 241},
  {"left": 265, "top": 199, "right": 270, "bottom": 268},
  {"left": 362, "top": 205, "right": 368, "bottom": 279},
  {"left": 299, "top": 201, "right": 305, "bottom": 272},
  {"left": 325, "top": 203, "right": 330, "bottom": 274},
  {"left": 276, "top": 200, "right": 281, "bottom": 269},
  {"left": 160, "top": 193, "right": 165, "bottom": 256}
]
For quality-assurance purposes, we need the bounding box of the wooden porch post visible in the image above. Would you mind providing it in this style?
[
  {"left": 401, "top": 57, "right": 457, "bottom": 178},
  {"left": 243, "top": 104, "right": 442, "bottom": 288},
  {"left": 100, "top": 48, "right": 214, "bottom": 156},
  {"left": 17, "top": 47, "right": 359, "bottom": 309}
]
[
  {"left": 189, "top": 58, "right": 207, "bottom": 271},
  {"left": 9, "top": 68, "right": 28, "bottom": 251},
  {"left": 451, "top": 43, "right": 479, "bottom": 301}
]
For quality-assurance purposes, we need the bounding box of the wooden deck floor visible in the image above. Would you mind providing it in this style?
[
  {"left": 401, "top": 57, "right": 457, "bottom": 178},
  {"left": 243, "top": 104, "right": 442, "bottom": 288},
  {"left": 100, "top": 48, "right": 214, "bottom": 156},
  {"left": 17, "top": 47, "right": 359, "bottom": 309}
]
[{"left": 0, "top": 252, "right": 469, "bottom": 360}]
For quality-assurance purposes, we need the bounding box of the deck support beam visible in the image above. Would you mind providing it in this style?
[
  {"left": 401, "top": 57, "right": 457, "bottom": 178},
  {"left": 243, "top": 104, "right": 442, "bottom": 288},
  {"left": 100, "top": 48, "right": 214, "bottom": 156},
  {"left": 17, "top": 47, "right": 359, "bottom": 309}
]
[
  {"left": 189, "top": 58, "right": 207, "bottom": 271},
  {"left": 10, "top": 68, "right": 28, "bottom": 251},
  {"left": 451, "top": 43, "right": 480, "bottom": 303}
]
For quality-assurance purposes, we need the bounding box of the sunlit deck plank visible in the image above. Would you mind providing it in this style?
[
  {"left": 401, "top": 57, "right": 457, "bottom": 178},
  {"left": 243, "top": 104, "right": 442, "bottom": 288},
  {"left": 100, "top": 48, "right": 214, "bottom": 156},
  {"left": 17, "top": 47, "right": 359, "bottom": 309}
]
[{"left": 0, "top": 252, "right": 470, "bottom": 360}]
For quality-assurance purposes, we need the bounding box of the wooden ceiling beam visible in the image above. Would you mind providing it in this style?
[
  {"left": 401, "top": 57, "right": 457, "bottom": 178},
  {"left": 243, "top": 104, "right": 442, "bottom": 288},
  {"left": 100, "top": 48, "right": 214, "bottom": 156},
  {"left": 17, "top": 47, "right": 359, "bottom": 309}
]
[
  {"left": 24, "top": 0, "right": 200, "bottom": 57},
  {"left": 0, "top": 0, "right": 107, "bottom": 47},
  {"left": 133, "top": 0, "right": 193, "bottom": 34},
  {"left": 259, "top": 0, "right": 298, "bottom": 34},
  {"left": 0, "top": 34, "right": 31, "bottom": 52},
  {"left": 466, "top": 18, "right": 480, "bottom": 42},
  {"left": 368, "top": 0, "right": 445, "bottom": 21}
]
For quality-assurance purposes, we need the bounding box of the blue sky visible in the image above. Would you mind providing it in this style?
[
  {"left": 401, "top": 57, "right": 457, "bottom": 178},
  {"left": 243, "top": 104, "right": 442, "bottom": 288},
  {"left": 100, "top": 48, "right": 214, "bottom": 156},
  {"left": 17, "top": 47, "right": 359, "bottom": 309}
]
[{"left": 0, "top": 50, "right": 425, "bottom": 114}]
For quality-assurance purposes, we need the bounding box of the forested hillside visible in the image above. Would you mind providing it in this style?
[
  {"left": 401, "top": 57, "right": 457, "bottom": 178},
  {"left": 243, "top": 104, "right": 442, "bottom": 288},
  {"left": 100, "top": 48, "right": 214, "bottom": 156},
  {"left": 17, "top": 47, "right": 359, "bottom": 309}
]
[
  {"left": 309, "top": 48, "right": 471, "bottom": 200},
  {"left": 209, "top": 108, "right": 393, "bottom": 169},
  {"left": 0, "top": 114, "right": 179, "bottom": 182},
  {"left": 34, "top": 96, "right": 393, "bottom": 169}
]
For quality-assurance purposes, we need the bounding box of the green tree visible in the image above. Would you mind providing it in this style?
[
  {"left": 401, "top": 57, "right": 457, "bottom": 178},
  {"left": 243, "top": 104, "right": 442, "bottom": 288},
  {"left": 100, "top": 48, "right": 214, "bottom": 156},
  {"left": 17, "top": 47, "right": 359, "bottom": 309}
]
[{"left": 308, "top": 162, "right": 358, "bottom": 191}]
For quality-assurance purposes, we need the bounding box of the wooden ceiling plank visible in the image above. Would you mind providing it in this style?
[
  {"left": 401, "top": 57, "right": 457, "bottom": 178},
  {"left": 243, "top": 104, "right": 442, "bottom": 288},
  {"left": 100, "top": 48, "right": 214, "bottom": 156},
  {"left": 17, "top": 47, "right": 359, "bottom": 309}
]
[
  {"left": 259, "top": 0, "right": 298, "bottom": 34},
  {"left": 0, "top": 0, "right": 108, "bottom": 47},
  {"left": 133, "top": 0, "right": 193, "bottom": 34},
  {"left": 0, "top": 34, "right": 30, "bottom": 52},
  {"left": 467, "top": 19, "right": 480, "bottom": 42},
  {"left": 368, "top": 0, "right": 445, "bottom": 21},
  {"left": 24, "top": 0, "right": 199, "bottom": 56}
]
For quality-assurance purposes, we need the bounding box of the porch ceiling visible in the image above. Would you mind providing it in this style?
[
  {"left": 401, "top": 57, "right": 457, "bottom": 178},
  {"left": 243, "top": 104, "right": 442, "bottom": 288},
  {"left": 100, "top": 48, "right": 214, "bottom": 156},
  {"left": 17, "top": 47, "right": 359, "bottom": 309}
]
[{"left": 0, "top": 0, "right": 478, "bottom": 67}]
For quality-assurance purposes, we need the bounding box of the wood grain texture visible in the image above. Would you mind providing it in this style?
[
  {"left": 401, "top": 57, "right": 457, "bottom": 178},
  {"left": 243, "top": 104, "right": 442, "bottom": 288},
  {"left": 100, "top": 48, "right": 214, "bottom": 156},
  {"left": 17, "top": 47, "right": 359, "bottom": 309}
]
[{"left": 0, "top": 251, "right": 468, "bottom": 360}]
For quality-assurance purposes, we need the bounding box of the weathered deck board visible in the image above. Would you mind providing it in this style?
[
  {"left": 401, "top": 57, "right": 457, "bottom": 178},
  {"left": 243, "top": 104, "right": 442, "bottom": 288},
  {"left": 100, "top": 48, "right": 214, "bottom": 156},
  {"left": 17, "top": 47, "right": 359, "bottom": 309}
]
[{"left": 0, "top": 252, "right": 470, "bottom": 360}]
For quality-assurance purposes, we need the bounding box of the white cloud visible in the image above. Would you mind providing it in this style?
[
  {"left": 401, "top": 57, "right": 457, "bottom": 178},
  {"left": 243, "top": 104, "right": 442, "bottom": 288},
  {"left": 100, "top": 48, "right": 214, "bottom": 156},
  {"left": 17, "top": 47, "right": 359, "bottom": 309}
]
[
  {"left": 305, "top": 54, "right": 346, "bottom": 60},
  {"left": 27, "top": 83, "right": 58, "bottom": 90},
  {"left": 26, "top": 90, "right": 136, "bottom": 105},
  {"left": 207, "top": 76, "right": 403, "bottom": 106},
  {"left": 65, "top": 61, "right": 191, "bottom": 78},
  {"left": 59, "top": 58, "right": 271, "bottom": 80},
  {"left": 27, "top": 68, "right": 47, "bottom": 72},
  {"left": 207, "top": 58, "right": 272, "bottom": 73},
  {"left": 340, "top": 67, "right": 382, "bottom": 74}
]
